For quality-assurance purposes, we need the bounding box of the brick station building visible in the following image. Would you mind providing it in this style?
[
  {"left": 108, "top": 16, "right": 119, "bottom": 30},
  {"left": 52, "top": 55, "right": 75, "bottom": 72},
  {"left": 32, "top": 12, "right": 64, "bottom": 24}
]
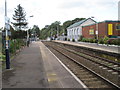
[{"left": 82, "top": 20, "right": 120, "bottom": 39}]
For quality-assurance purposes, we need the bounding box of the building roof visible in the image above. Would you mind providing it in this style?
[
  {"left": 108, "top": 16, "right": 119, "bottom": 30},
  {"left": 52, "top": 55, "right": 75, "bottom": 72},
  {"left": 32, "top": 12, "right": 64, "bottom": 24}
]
[
  {"left": 99, "top": 20, "right": 120, "bottom": 23},
  {"left": 82, "top": 20, "right": 120, "bottom": 27},
  {"left": 67, "top": 18, "right": 96, "bottom": 29}
]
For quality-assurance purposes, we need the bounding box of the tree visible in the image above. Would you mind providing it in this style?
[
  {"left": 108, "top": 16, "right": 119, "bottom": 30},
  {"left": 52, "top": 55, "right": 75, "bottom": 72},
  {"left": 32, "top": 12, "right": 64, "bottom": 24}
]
[
  {"left": 63, "top": 18, "right": 85, "bottom": 35},
  {"left": 63, "top": 20, "right": 73, "bottom": 35},
  {"left": 72, "top": 18, "right": 85, "bottom": 24},
  {"left": 29, "top": 25, "right": 40, "bottom": 39},
  {"left": 12, "top": 4, "right": 28, "bottom": 31},
  {"left": 39, "top": 18, "right": 86, "bottom": 40}
]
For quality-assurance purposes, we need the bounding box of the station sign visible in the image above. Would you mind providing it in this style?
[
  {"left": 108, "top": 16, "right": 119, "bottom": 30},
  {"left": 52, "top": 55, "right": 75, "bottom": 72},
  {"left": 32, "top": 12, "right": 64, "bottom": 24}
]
[
  {"left": 96, "top": 31, "right": 98, "bottom": 35},
  {"left": 5, "top": 23, "right": 10, "bottom": 30},
  {"left": 2, "top": 31, "right": 11, "bottom": 36},
  {"left": 5, "top": 16, "right": 10, "bottom": 30},
  {"left": 5, "top": 16, "right": 10, "bottom": 24}
]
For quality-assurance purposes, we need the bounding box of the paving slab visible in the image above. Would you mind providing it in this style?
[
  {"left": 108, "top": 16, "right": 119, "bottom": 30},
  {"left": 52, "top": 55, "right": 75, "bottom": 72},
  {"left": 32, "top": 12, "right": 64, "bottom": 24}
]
[{"left": 2, "top": 42, "right": 49, "bottom": 88}]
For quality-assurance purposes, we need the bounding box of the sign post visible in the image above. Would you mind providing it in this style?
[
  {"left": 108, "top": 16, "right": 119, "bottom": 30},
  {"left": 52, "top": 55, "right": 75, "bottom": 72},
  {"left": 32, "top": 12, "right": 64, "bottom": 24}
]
[{"left": 5, "top": 0, "right": 10, "bottom": 69}]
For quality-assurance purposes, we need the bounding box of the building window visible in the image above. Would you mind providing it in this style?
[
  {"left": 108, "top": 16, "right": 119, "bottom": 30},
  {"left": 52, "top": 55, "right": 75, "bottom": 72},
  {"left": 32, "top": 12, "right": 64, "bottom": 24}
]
[
  {"left": 116, "top": 24, "right": 120, "bottom": 30},
  {"left": 108, "top": 24, "right": 113, "bottom": 35},
  {"left": 89, "top": 29, "right": 94, "bottom": 35}
]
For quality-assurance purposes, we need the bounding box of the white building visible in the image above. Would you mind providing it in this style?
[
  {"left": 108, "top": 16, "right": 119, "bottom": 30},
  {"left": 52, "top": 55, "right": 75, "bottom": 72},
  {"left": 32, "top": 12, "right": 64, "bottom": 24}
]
[{"left": 67, "top": 18, "right": 96, "bottom": 41}]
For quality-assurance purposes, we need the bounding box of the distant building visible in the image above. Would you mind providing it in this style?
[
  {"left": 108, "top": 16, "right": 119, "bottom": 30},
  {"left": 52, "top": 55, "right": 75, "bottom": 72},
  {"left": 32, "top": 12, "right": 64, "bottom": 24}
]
[
  {"left": 67, "top": 18, "right": 96, "bottom": 41},
  {"left": 82, "top": 20, "right": 120, "bottom": 39}
]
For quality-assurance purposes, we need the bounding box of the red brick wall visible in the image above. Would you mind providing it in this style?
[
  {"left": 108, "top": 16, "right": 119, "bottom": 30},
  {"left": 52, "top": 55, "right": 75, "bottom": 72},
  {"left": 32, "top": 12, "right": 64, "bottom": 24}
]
[
  {"left": 82, "top": 24, "right": 96, "bottom": 39},
  {"left": 98, "top": 22, "right": 107, "bottom": 38},
  {"left": 106, "top": 22, "right": 120, "bottom": 36},
  {"left": 82, "top": 21, "right": 120, "bottom": 39}
]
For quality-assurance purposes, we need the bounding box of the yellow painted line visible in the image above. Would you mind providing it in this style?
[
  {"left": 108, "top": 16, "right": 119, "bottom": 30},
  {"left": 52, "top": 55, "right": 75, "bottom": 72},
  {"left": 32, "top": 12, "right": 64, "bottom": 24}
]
[
  {"left": 47, "top": 73, "right": 57, "bottom": 82},
  {"left": 48, "top": 77, "right": 57, "bottom": 82},
  {"left": 39, "top": 43, "right": 58, "bottom": 83},
  {"left": 47, "top": 73, "right": 56, "bottom": 76}
]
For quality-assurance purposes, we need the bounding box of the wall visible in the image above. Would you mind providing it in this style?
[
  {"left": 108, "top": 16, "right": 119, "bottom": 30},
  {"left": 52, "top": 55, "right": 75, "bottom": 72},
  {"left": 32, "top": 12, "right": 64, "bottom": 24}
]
[
  {"left": 98, "top": 22, "right": 107, "bottom": 38},
  {"left": 82, "top": 24, "right": 96, "bottom": 39},
  {"left": 82, "top": 21, "right": 120, "bottom": 39},
  {"left": 67, "top": 18, "right": 96, "bottom": 41},
  {"left": 106, "top": 22, "right": 120, "bottom": 37}
]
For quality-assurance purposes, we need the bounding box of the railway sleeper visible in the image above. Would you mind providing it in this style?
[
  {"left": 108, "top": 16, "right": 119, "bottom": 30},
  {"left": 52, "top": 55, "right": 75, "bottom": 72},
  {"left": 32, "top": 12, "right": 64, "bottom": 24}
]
[
  {"left": 84, "top": 81, "right": 107, "bottom": 88},
  {"left": 77, "top": 74, "right": 94, "bottom": 79},
  {"left": 81, "top": 77, "right": 98, "bottom": 81},
  {"left": 98, "top": 67, "right": 120, "bottom": 86},
  {"left": 75, "top": 58, "right": 119, "bottom": 87},
  {"left": 89, "top": 85, "right": 111, "bottom": 88}
]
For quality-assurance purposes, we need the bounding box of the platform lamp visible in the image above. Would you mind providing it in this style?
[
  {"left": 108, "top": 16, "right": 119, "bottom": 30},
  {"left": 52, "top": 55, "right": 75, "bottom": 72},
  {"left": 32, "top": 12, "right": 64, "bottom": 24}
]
[
  {"left": 5, "top": 0, "right": 10, "bottom": 69},
  {"left": 27, "top": 15, "right": 34, "bottom": 46}
]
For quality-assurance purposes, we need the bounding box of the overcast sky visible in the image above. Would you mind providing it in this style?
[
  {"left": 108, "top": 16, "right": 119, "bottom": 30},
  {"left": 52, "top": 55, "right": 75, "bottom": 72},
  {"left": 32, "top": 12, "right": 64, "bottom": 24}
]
[{"left": 0, "top": 0, "right": 119, "bottom": 29}]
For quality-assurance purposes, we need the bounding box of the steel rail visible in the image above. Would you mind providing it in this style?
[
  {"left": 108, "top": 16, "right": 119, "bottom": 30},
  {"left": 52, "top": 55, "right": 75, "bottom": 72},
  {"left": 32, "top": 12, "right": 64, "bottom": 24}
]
[{"left": 45, "top": 43, "right": 120, "bottom": 89}]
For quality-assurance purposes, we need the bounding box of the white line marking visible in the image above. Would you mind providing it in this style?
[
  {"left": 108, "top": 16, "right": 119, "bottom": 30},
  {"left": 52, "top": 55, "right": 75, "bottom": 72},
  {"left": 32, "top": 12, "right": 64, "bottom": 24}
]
[{"left": 45, "top": 44, "right": 88, "bottom": 89}]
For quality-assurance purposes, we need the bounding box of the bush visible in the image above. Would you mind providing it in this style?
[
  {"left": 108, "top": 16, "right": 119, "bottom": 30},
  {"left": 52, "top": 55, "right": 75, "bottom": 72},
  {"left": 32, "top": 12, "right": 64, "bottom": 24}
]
[
  {"left": 0, "top": 54, "right": 5, "bottom": 62},
  {"left": 103, "top": 36, "right": 109, "bottom": 44},
  {"left": 81, "top": 38, "right": 86, "bottom": 42},
  {"left": 89, "top": 39, "right": 96, "bottom": 43},
  {"left": 9, "top": 40, "right": 16, "bottom": 53},
  {"left": 64, "top": 37, "right": 67, "bottom": 41},
  {"left": 99, "top": 38, "right": 104, "bottom": 44},
  {"left": 72, "top": 38, "right": 75, "bottom": 42},
  {"left": 111, "top": 39, "right": 120, "bottom": 45},
  {"left": 9, "top": 39, "right": 26, "bottom": 54},
  {"left": 78, "top": 35, "right": 83, "bottom": 41},
  {"left": 68, "top": 39, "right": 70, "bottom": 41},
  {"left": 81, "top": 38, "right": 90, "bottom": 42}
]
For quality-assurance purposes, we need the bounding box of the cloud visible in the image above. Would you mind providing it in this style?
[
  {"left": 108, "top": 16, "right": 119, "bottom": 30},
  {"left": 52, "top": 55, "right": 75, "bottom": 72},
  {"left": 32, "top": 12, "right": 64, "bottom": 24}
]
[
  {"left": 59, "top": 1, "right": 86, "bottom": 9},
  {"left": 0, "top": 0, "right": 119, "bottom": 28}
]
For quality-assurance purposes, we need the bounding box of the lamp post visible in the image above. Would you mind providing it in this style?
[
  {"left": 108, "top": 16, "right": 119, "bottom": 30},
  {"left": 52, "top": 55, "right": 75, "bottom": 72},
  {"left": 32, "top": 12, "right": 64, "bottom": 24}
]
[
  {"left": 91, "top": 17, "right": 98, "bottom": 45},
  {"left": 96, "top": 22, "right": 99, "bottom": 45},
  {"left": 5, "top": 0, "right": 10, "bottom": 69},
  {"left": 27, "top": 15, "right": 33, "bottom": 46}
]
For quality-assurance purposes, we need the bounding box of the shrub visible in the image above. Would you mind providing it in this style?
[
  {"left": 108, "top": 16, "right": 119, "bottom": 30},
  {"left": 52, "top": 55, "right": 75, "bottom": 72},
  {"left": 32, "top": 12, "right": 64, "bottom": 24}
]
[
  {"left": 9, "top": 39, "right": 26, "bottom": 54},
  {"left": 78, "top": 35, "right": 83, "bottom": 41},
  {"left": 72, "top": 38, "right": 75, "bottom": 42},
  {"left": 0, "top": 54, "right": 5, "bottom": 62},
  {"left": 103, "top": 36, "right": 109, "bottom": 44},
  {"left": 89, "top": 39, "right": 96, "bottom": 43},
  {"left": 9, "top": 40, "right": 16, "bottom": 53},
  {"left": 99, "top": 38, "right": 104, "bottom": 44},
  {"left": 64, "top": 37, "right": 67, "bottom": 41},
  {"left": 111, "top": 39, "right": 120, "bottom": 45},
  {"left": 93, "top": 39, "right": 97, "bottom": 43},
  {"left": 68, "top": 39, "right": 70, "bottom": 41},
  {"left": 81, "top": 38, "right": 86, "bottom": 42}
]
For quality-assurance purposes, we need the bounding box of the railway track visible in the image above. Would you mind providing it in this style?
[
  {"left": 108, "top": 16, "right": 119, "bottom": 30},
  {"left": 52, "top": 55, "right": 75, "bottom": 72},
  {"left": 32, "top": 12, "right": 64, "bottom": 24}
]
[
  {"left": 43, "top": 41, "right": 120, "bottom": 89},
  {"left": 54, "top": 42, "right": 120, "bottom": 63},
  {"left": 51, "top": 42, "right": 120, "bottom": 72}
]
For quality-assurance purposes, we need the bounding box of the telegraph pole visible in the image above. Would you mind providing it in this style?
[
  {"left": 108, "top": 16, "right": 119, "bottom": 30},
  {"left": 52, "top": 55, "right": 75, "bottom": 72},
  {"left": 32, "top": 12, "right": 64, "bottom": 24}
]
[{"left": 5, "top": 0, "right": 10, "bottom": 69}]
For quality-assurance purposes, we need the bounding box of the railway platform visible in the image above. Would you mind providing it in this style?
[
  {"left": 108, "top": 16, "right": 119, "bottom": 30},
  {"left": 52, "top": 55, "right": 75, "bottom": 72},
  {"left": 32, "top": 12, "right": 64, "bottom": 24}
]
[
  {"left": 2, "top": 41, "right": 87, "bottom": 89},
  {"left": 54, "top": 40, "right": 120, "bottom": 54}
]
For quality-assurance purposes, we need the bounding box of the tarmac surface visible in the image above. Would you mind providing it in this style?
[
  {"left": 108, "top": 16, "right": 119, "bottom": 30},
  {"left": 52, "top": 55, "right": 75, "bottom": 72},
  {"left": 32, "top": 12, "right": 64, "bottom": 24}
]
[
  {"left": 2, "top": 41, "right": 86, "bottom": 89},
  {"left": 2, "top": 41, "right": 48, "bottom": 88}
]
